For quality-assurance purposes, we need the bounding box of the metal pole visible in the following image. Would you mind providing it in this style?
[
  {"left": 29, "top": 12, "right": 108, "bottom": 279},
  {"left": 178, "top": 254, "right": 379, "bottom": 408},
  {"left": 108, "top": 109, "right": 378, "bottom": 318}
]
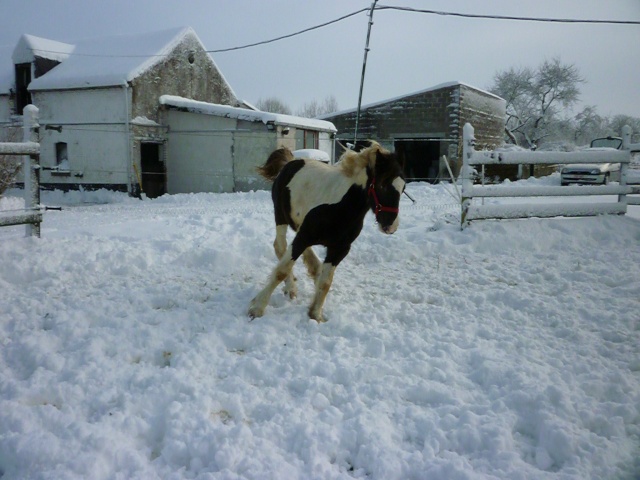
[{"left": 354, "top": 0, "right": 378, "bottom": 147}]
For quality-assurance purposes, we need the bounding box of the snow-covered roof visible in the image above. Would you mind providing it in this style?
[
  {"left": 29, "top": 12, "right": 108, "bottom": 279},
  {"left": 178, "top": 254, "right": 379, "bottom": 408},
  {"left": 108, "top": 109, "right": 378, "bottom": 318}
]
[
  {"left": 12, "top": 34, "right": 74, "bottom": 64},
  {"left": 0, "top": 35, "right": 73, "bottom": 94},
  {"left": 28, "top": 27, "right": 199, "bottom": 91},
  {"left": 320, "top": 81, "right": 504, "bottom": 119},
  {"left": 160, "top": 95, "right": 337, "bottom": 133}
]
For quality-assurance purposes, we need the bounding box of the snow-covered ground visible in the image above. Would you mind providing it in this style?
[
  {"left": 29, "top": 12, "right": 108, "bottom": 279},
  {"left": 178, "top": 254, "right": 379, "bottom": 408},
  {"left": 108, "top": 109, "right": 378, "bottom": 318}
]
[{"left": 0, "top": 178, "right": 639, "bottom": 480}]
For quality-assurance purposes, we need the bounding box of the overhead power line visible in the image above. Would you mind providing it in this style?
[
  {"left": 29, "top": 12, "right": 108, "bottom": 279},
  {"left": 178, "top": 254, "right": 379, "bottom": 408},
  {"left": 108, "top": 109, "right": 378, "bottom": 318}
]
[
  {"left": 375, "top": 5, "right": 640, "bottom": 25},
  {"left": 207, "top": 8, "right": 370, "bottom": 53},
  {"left": 27, "top": 7, "right": 640, "bottom": 59},
  {"left": 208, "top": 6, "right": 639, "bottom": 54}
]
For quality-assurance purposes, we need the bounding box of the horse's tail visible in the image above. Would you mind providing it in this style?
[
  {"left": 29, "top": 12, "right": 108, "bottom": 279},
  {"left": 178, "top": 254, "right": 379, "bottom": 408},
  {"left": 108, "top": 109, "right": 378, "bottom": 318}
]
[{"left": 256, "top": 147, "right": 295, "bottom": 182}]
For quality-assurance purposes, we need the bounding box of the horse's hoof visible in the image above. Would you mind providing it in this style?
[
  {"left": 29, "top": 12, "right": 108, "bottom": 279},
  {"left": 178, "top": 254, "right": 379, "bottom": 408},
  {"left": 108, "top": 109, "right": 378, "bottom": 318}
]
[
  {"left": 283, "top": 284, "right": 297, "bottom": 299},
  {"left": 283, "top": 277, "right": 298, "bottom": 299},
  {"left": 248, "top": 301, "right": 265, "bottom": 319},
  {"left": 286, "top": 289, "right": 297, "bottom": 300},
  {"left": 308, "top": 310, "right": 327, "bottom": 323}
]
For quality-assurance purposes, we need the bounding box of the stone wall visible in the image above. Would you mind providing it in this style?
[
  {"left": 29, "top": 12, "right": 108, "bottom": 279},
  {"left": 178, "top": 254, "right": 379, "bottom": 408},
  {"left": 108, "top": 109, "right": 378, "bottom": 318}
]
[
  {"left": 324, "top": 83, "right": 506, "bottom": 177},
  {"left": 131, "top": 32, "right": 237, "bottom": 123},
  {"left": 327, "top": 85, "right": 455, "bottom": 147}
]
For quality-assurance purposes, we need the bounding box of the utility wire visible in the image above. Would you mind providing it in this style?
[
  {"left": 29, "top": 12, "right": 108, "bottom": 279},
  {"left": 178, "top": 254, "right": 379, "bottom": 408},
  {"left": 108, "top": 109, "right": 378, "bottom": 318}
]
[
  {"left": 209, "top": 6, "right": 639, "bottom": 54},
  {"left": 26, "top": 7, "right": 639, "bottom": 59},
  {"left": 207, "top": 8, "right": 370, "bottom": 53},
  {"left": 375, "top": 5, "right": 640, "bottom": 25}
]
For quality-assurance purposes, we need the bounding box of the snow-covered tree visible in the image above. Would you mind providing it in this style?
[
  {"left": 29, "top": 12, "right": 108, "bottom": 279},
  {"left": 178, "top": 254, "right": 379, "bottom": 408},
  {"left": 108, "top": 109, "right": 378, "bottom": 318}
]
[
  {"left": 572, "top": 105, "right": 609, "bottom": 145},
  {"left": 295, "top": 95, "right": 339, "bottom": 118},
  {"left": 608, "top": 114, "right": 640, "bottom": 143},
  {"left": 0, "top": 126, "right": 22, "bottom": 196},
  {"left": 255, "top": 97, "right": 292, "bottom": 115},
  {"left": 490, "top": 58, "right": 584, "bottom": 148}
]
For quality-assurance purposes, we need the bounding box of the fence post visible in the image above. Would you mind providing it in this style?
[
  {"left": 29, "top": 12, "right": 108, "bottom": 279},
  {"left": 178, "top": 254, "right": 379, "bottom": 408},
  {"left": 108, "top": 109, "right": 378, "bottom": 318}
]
[
  {"left": 460, "top": 123, "right": 475, "bottom": 228},
  {"left": 22, "top": 105, "right": 40, "bottom": 237},
  {"left": 619, "top": 124, "right": 632, "bottom": 205}
]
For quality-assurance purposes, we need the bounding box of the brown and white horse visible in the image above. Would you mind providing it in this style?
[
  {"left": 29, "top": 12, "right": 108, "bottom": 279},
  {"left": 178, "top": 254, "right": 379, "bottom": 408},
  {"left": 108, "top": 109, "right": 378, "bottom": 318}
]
[{"left": 248, "top": 142, "right": 405, "bottom": 323}]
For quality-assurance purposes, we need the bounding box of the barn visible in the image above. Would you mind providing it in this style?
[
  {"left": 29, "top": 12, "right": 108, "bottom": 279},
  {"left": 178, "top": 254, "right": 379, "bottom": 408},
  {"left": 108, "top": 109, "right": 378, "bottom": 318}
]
[
  {"left": 321, "top": 82, "right": 506, "bottom": 181},
  {"left": 0, "top": 27, "right": 335, "bottom": 197},
  {"left": 159, "top": 95, "right": 336, "bottom": 194}
]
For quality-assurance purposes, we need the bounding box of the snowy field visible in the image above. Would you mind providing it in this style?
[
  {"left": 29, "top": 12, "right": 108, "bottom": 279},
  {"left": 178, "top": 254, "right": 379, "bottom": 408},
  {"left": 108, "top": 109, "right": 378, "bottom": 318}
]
[{"left": 0, "top": 177, "right": 639, "bottom": 479}]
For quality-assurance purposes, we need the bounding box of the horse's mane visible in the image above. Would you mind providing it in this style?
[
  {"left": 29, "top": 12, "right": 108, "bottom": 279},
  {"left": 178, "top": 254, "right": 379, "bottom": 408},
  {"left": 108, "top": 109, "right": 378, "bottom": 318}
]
[{"left": 338, "top": 141, "right": 388, "bottom": 178}]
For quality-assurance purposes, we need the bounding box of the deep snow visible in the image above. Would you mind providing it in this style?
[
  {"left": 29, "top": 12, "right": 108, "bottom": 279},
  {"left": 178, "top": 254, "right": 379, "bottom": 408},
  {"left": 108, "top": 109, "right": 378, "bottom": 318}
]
[{"left": 0, "top": 178, "right": 639, "bottom": 479}]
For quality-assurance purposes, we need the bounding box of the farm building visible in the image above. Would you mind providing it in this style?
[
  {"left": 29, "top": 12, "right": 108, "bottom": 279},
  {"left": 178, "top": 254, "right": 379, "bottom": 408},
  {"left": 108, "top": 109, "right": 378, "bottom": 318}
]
[
  {"left": 321, "top": 82, "right": 506, "bottom": 182},
  {"left": 158, "top": 96, "right": 336, "bottom": 194},
  {"left": 0, "top": 27, "right": 336, "bottom": 197}
]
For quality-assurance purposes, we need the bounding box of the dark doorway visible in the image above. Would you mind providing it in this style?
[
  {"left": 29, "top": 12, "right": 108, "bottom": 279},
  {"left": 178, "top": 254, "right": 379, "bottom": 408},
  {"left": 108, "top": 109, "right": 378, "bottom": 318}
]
[
  {"left": 140, "top": 143, "right": 165, "bottom": 198},
  {"left": 395, "top": 139, "right": 442, "bottom": 183},
  {"left": 15, "top": 63, "right": 32, "bottom": 114}
]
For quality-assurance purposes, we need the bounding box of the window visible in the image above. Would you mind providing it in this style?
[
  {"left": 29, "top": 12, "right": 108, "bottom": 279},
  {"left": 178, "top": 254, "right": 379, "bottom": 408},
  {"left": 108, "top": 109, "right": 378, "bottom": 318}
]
[
  {"left": 14, "top": 63, "right": 32, "bottom": 114},
  {"left": 55, "top": 142, "right": 69, "bottom": 170},
  {"left": 303, "top": 130, "right": 318, "bottom": 149}
]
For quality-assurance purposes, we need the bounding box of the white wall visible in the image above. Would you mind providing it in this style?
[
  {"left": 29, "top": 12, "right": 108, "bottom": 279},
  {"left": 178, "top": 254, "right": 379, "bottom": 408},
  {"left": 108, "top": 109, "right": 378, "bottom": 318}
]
[
  {"left": 233, "top": 126, "right": 276, "bottom": 192},
  {"left": 164, "top": 109, "right": 235, "bottom": 193},
  {"left": 0, "top": 96, "right": 11, "bottom": 124},
  {"left": 32, "top": 87, "right": 131, "bottom": 188},
  {"left": 164, "top": 108, "right": 335, "bottom": 193}
]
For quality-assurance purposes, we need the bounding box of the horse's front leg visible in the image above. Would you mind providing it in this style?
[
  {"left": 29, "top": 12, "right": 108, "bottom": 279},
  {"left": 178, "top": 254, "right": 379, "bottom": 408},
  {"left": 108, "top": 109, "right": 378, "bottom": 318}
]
[
  {"left": 273, "top": 224, "right": 297, "bottom": 299},
  {"left": 248, "top": 245, "right": 295, "bottom": 319}
]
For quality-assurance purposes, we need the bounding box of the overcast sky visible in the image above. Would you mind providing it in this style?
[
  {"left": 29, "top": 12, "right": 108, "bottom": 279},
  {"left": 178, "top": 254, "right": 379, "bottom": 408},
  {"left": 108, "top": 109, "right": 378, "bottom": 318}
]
[{"left": 2, "top": 0, "right": 639, "bottom": 119}]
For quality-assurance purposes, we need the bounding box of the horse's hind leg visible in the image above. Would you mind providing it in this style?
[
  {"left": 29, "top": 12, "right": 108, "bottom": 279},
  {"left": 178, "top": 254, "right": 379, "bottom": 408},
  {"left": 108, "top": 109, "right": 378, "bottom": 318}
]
[
  {"left": 308, "top": 262, "right": 336, "bottom": 323},
  {"left": 274, "top": 224, "right": 297, "bottom": 299},
  {"left": 308, "top": 246, "right": 349, "bottom": 323},
  {"left": 249, "top": 245, "right": 296, "bottom": 319},
  {"left": 302, "top": 248, "right": 321, "bottom": 280}
]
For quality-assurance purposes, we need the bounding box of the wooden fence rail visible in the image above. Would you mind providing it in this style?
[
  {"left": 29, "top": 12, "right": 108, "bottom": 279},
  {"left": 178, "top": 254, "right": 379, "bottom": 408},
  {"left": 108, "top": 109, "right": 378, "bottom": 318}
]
[
  {"left": 0, "top": 105, "right": 41, "bottom": 237},
  {"left": 461, "top": 123, "right": 640, "bottom": 227}
]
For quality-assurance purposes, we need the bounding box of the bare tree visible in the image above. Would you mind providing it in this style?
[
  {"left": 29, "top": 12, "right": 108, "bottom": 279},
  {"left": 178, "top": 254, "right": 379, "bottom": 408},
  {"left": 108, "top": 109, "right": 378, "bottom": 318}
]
[
  {"left": 572, "top": 106, "right": 608, "bottom": 145},
  {"left": 608, "top": 114, "right": 640, "bottom": 143},
  {"left": 296, "top": 95, "right": 339, "bottom": 118},
  {"left": 490, "top": 58, "right": 584, "bottom": 148},
  {"left": 255, "top": 97, "right": 292, "bottom": 115},
  {"left": 0, "top": 126, "right": 22, "bottom": 196}
]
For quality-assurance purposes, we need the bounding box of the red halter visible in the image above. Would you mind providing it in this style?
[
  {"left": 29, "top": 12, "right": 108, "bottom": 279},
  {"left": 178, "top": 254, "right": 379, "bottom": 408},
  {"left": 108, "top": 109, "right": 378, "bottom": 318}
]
[{"left": 368, "top": 178, "right": 399, "bottom": 216}]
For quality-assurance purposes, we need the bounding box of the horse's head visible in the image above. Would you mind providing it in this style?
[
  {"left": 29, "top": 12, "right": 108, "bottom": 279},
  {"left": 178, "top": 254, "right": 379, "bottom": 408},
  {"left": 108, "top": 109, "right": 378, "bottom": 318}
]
[{"left": 367, "top": 147, "right": 405, "bottom": 235}]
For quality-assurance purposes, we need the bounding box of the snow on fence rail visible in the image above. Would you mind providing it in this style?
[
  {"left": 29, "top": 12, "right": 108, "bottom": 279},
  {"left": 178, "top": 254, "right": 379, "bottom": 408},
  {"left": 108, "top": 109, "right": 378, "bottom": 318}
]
[
  {"left": 0, "top": 105, "right": 42, "bottom": 237},
  {"left": 461, "top": 123, "right": 640, "bottom": 227}
]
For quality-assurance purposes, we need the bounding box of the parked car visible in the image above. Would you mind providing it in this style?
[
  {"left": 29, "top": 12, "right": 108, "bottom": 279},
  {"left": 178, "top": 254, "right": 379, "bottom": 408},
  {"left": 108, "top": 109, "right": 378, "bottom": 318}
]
[{"left": 560, "top": 136, "right": 622, "bottom": 186}]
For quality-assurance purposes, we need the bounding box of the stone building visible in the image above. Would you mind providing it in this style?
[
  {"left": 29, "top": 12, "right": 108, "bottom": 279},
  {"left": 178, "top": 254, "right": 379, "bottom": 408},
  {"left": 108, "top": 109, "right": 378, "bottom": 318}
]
[
  {"left": 1, "top": 27, "right": 335, "bottom": 197},
  {"left": 322, "top": 82, "right": 506, "bottom": 181},
  {"left": 1, "top": 27, "right": 239, "bottom": 195}
]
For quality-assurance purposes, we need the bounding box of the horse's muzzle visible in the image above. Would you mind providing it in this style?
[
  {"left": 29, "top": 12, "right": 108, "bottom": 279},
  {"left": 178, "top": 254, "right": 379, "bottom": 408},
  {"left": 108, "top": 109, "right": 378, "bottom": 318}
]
[{"left": 380, "top": 220, "right": 398, "bottom": 235}]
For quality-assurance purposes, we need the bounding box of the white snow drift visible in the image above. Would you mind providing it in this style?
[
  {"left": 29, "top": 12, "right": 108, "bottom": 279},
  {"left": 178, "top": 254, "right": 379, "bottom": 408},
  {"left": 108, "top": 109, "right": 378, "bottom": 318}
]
[{"left": 0, "top": 178, "right": 638, "bottom": 479}]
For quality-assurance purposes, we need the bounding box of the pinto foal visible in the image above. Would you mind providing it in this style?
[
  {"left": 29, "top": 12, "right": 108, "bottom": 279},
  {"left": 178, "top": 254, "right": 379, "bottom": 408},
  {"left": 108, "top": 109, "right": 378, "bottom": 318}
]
[{"left": 248, "top": 142, "right": 405, "bottom": 323}]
